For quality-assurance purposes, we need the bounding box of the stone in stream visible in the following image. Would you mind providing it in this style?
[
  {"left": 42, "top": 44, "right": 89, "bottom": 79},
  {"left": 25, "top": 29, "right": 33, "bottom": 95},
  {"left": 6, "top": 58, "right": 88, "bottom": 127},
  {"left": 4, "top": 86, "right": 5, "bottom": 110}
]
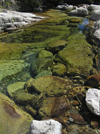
[
  {"left": 85, "top": 88, "right": 100, "bottom": 116},
  {"left": 30, "top": 119, "right": 62, "bottom": 134}
]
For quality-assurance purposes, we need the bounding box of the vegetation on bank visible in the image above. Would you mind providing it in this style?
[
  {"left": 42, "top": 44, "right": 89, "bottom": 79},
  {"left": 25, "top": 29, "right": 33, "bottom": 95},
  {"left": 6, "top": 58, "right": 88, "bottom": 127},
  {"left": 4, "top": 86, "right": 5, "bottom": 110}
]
[{"left": 1, "top": 0, "right": 100, "bottom": 11}]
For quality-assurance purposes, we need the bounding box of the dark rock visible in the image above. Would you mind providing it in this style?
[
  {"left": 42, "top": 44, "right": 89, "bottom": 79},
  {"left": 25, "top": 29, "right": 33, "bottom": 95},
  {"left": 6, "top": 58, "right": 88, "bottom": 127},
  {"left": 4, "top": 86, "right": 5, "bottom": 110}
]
[
  {"left": 90, "top": 121, "right": 98, "bottom": 129},
  {"left": 87, "top": 73, "right": 100, "bottom": 87},
  {"left": 71, "top": 114, "right": 87, "bottom": 125}
]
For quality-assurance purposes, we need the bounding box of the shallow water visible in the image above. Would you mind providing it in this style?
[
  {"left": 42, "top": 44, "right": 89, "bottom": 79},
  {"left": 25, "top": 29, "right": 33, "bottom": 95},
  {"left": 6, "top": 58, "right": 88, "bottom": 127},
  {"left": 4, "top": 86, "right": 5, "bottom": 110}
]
[{"left": 0, "top": 9, "right": 91, "bottom": 94}]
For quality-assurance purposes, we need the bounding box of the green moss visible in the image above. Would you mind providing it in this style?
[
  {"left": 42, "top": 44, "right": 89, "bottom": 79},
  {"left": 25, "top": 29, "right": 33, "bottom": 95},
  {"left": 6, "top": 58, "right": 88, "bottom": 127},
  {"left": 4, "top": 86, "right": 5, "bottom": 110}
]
[
  {"left": 56, "top": 33, "right": 94, "bottom": 77},
  {"left": 0, "top": 9, "right": 83, "bottom": 60}
]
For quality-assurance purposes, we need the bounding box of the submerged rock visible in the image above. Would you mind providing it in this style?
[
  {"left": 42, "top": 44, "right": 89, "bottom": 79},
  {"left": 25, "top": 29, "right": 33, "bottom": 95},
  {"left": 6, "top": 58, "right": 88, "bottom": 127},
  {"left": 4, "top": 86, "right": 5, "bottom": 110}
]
[
  {"left": 85, "top": 88, "right": 100, "bottom": 116},
  {"left": 30, "top": 76, "right": 73, "bottom": 96},
  {"left": 30, "top": 58, "right": 53, "bottom": 77},
  {"left": 51, "top": 63, "right": 66, "bottom": 76},
  {"left": 87, "top": 73, "right": 100, "bottom": 87},
  {"left": 0, "top": 93, "right": 33, "bottom": 134},
  {"left": 7, "top": 82, "right": 25, "bottom": 97},
  {"left": 47, "top": 40, "right": 67, "bottom": 54},
  {"left": 30, "top": 119, "right": 62, "bottom": 134},
  {"left": 0, "top": 60, "right": 28, "bottom": 82},
  {"left": 39, "top": 96, "right": 70, "bottom": 118},
  {"left": 55, "top": 34, "right": 94, "bottom": 77}
]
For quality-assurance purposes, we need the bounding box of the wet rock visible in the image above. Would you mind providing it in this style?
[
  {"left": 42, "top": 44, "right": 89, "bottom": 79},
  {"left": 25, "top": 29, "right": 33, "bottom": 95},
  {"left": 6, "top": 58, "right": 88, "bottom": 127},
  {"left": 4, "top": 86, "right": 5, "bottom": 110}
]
[
  {"left": 0, "top": 60, "right": 28, "bottom": 82},
  {"left": 35, "top": 70, "right": 52, "bottom": 79},
  {"left": 47, "top": 40, "right": 67, "bottom": 54},
  {"left": 7, "top": 82, "right": 25, "bottom": 97},
  {"left": 13, "top": 89, "right": 36, "bottom": 105},
  {"left": 51, "top": 63, "right": 66, "bottom": 76},
  {"left": 0, "top": 93, "right": 33, "bottom": 134},
  {"left": 31, "top": 76, "right": 73, "bottom": 96},
  {"left": 25, "top": 105, "right": 37, "bottom": 117},
  {"left": 30, "top": 119, "right": 62, "bottom": 134},
  {"left": 85, "top": 88, "right": 100, "bottom": 116},
  {"left": 87, "top": 73, "right": 100, "bottom": 87},
  {"left": 90, "top": 121, "right": 98, "bottom": 129},
  {"left": 55, "top": 34, "right": 94, "bottom": 77},
  {"left": 71, "top": 114, "right": 87, "bottom": 125},
  {"left": 69, "top": 18, "right": 82, "bottom": 23},
  {"left": 38, "top": 50, "right": 53, "bottom": 59},
  {"left": 30, "top": 58, "right": 53, "bottom": 77},
  {"left": 39, "top": 96, "right": 70, "bottom": 118}
]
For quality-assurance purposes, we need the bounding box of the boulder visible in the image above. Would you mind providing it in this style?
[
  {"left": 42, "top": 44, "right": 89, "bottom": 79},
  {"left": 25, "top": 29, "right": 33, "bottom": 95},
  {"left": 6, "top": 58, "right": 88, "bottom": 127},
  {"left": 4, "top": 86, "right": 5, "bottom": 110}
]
[
  {"left": 0, "top": 93, "right": 33, "bottom": 134},
  {"left": 85, "top": 88, "right": 100, "bottom": 116},
  {"left": 30, "top": 119, "right": 62, "bottom": 134},
  {"left": 55, "top": 34, "right": 94, "bottom": 77},
  {"left": 30, "top": 76, "right": 73, "bottom": 96},
  {"left": 68, "top": 7, "right": 89, "bottom": 16}
]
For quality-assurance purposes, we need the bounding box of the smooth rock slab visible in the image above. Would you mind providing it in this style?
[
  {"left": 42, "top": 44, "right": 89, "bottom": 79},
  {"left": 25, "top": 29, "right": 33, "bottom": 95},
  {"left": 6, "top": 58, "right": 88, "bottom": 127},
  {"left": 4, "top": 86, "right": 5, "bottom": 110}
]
[
  {"left": 85, "top": 88, "right": 100, "bottom": 116},
  {"left": 30, "top": 119, "right": 62, "bottom": 134}
]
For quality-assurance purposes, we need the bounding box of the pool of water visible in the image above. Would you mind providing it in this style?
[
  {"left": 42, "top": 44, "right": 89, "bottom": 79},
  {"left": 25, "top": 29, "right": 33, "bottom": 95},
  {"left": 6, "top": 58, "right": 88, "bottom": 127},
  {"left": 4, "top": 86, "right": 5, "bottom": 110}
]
[{"left": 0, "top": 9, "right": 94, "bottom": 92}]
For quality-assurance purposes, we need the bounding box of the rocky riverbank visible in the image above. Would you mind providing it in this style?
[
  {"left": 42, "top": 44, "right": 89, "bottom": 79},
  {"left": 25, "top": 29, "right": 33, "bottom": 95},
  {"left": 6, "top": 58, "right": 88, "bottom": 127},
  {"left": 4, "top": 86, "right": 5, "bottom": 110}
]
[{"left": 1, "top": 3, "right": 100, "bottom": 134}]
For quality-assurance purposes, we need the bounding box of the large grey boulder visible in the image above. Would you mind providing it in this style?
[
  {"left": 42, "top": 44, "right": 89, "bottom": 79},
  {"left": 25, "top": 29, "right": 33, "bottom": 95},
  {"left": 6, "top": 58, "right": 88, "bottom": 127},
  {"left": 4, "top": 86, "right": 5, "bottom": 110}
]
[
  {"left": 85, "top": 88, "right": 100, "bottom": 116},
  {"left": 30, "top": 119, "right": 62, "bottom": 134},
  {"left": 68, "top": 7, "right": 89, "bottom": 16}
]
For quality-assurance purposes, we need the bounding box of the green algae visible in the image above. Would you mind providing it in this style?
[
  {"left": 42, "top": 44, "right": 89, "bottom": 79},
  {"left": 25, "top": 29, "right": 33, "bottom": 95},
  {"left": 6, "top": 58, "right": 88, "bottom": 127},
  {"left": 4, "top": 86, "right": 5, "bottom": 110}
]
[{"left": 56, "top": 33, "right": 94, "bottom": 77}]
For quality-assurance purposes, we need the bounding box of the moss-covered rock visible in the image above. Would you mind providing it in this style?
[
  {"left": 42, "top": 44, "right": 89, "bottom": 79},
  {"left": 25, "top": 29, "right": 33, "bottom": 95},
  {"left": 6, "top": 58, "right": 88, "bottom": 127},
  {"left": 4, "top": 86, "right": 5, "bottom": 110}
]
[
  {"left": 30, "top": 76, "right": 73, "bottom": 96},
  {"left": 38, "top": 49, "right": 53, "bottom": 59},
  {"left": 7, "top": 82, "right": 25, "bottom": 97},
  {"left": 30, "top": 58, "right": 53, "bottom": 77},
  {"left": 39, "top": 96, "right": 70, "bottom": 118},
  {"left": 13, "top": 89, "right": 36, "bottom": 105},
  {"left": 55, "top": 33, "right": 94, "bottom": 77},
  {"left": 47, "top": 40, "right": 67, "bottom": 54},
  {"left": 51, "top": 63, "right": 66, "bottom": 76},
  {"left": 0, "top": 60, "right": 28, "bottom": 82},
  {"left": 0, "top": 93, "right": 33, "bottom": 134}
]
